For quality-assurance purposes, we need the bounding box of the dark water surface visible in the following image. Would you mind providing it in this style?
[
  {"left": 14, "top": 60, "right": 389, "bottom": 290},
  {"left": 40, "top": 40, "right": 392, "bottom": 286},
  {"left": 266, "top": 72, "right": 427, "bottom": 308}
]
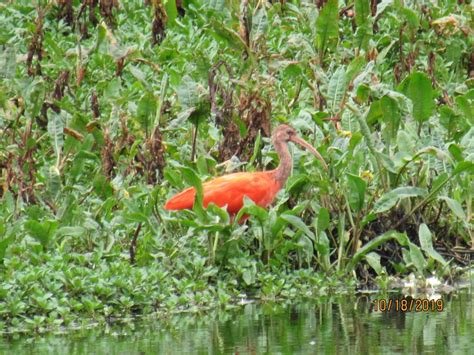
[{"left": 1, "top": 291, "right": 473, "bottom": 354}]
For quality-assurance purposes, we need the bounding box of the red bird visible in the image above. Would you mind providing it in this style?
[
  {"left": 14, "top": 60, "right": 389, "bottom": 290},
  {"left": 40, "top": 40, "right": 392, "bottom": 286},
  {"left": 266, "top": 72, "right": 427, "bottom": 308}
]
[{"left": 164, "top": 124, "right": 327, "bottom": 217}]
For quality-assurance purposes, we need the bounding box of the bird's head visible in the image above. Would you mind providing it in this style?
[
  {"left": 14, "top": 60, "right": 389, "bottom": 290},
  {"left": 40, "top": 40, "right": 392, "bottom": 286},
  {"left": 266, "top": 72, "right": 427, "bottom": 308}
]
[
  {"left": 272, "top": 124, "right": 297, "bottom": 143},
  {"left": 272, "top": 124, "right": 328, "bottom": 170}
]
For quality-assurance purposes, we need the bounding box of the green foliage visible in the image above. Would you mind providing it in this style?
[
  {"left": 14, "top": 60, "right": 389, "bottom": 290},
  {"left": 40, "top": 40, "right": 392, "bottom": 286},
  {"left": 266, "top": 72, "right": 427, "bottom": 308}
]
[
  {"left": 316, "top": 0, "right": 339, "bottom": 57},
  {"left": 400, "top": 72, "right": 435, "bottom": 124},
  {"left": 0, "top": 0, "right": 473, "bottom": 332}
]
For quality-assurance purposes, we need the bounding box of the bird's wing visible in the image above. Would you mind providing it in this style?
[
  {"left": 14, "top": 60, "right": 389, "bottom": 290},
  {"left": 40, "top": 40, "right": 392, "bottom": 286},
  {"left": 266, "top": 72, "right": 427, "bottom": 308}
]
[{"left": 164, "top": 172, "right": 280, "bottom": 214}]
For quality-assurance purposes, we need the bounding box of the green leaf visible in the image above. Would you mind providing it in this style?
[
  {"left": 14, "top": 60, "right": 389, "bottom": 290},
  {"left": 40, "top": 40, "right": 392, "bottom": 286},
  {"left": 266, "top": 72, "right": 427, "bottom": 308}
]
[
  {"left": 316, "top": 231, "right": 330, "bottom": 256},
  {"left": 163, "top": 0, "right": 177, "bottom": 25},
  {"left": 48, "top": 165, "right": 62, "bottom": 199},
  {"left": 438, "top": 196, "right": 466, "bottom": 221},
  {"left": 455, "top": 94, "right": 473, "bottom": 124},
  {"left": 448, "top": 144, "right": 463, "bottom": 162},
  {"left": 408, "top": 242, "right": 426, "bottom": 275},
  {"left": 181, "top": 167, "right": 204, "bottom": 217},
  {"left": 418, "top": 223, "right": 447, "bottom": 266},
  {"left": 47, "top": 110, "right": 64, "bottom": 164},
  {"left": 453, "top": 161, "right": 474, "bottom": 175},
  {"left": 235, "top": 197, "right": 268, "bottom": 225},
  {"left": 355, "top": 0, "right": 370, "bottom": 27},
  {"left": 365, "top": 252, "right": 383, "bottom": 275},
  {"left": 251, "top": 8, "right": 268, "bottom": 41},
  {"left": 402, "top": 72, "right": 435, "bottom": 123},
  {"left": 380, "top": 95, "right": 401, "bottom": 139},
  {"left": 206, "top": 203, "right": 230, "bottom": 225},
  {"left": 177, "top": 75, "right": 200, "bottom": 108},
  {"left": 401, "top": 8, "right": 419, "bottom": 29},
  {"left": 327, "top": 66, "right": 347, "bottom": 113},
  {"left": 346, "top": 56, "right": 366, "bottom": 82},
  {"left": 280, "top": 214, "right": 315, "bottom": 241},
  {"left": 137, "top": 92, "right": 157, "bottom": 134},
  {"left": 316, "top": 0, "right": 339, "bottom": 54},
  {"left": 57, "top": 226, "right": 87, "bottom": 237},
  {"left": 349, "top": 231, "right": 408, "bottom": 270},
  {"left": 367, "top": 99, "right": 382, "bottom": 125},
  {"left": 0, "top": 47, "right": 16, "bottom": 78},
  {"left": 0, "top": 235, "right": 14, "bottom": 263},
  {"left": 373, "top": 187, "right": 427, "bottom": 213},
  {"left": 104, "top": 77, "right": 121, "bottom": 100},
  {"left": 347, "top": 173, "right": 367, "bottom": 213},
  {"left": 24, "top": 220, "right": 58, "bottom": 249},
  {"left": 317, "top": 207, "right": 330, "bottom": 232},
  {"left": 242, "top": 269, "right": 254, "bottom": 286}
]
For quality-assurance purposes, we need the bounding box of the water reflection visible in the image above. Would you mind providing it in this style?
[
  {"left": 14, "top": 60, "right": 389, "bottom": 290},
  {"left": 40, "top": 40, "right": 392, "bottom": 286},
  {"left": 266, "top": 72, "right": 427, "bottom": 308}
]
[{"left": 1, "top": 292, "right": 472, "bottom": 354}]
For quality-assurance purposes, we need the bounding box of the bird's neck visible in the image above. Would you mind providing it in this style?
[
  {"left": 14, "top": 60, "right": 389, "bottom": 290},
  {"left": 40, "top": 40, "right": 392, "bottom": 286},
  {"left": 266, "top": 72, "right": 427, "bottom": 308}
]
[{"left": 273, "top": 139, "right": 292, "bottom": 188}]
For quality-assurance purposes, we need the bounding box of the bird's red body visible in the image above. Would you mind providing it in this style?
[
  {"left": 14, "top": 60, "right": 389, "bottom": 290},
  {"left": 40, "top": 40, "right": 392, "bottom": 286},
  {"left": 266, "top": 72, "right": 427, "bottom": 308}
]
[
  {"left": 164, "top": 124, "right": 327, "bottom": 218},
  {"left": 164, "top": 171, "right": 281, "bottom": 214}
]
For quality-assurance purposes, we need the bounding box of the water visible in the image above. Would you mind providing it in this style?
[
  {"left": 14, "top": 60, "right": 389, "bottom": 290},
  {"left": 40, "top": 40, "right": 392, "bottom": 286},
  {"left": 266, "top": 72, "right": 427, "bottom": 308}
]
[{"left": 1, "top": 292, "right": 473, "bottom": 354}]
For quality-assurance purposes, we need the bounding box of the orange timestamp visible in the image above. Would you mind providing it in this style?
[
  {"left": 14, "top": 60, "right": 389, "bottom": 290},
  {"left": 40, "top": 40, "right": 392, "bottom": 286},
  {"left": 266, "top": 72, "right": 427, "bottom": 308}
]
[{"left": 372, "top": 298, "right": 444, "bottom": 312}]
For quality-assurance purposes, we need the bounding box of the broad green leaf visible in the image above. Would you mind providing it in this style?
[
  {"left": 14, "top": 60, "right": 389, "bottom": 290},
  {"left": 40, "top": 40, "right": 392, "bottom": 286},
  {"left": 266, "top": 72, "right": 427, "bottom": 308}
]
[
  {"left": 347, "top": 173, "right": 367, "bottom": 212},
  {"left": 367, "top": 99, "right": 382, "bottom": 124},
  {"left": 26, "top": 78, "right": 46, "bottom": 118},
  {"left": 455, "top": 95, "right": 473, "bottom": 124},
  {"left": 129, "top": 66, "right": 150, "bottom": 89},
  {"left": 349, "top": 231, "right": 408, "bottom": 270},
  {"left": 0, "top": 235, "right": 14, "bottom": 263},
  {"left": 439, "top": 105, "right": 460, "bottom": 132},
  {"left": 196, "top": 155, "right": 209, "bottom": 175},
  {"left": 104, "top": 77, "right": 121, "bottom": 99},
  {"left": 354, "top": 24, "right": 371, "bottom": 51},
  {"left": 0, "top": 47, "right": 16, "bottom": 78},
  {"left": 235, "top": 197, "right": 268, "bottom": 225},
  {"left": 380, "top": 95, "right": 400, "bottom": 138},
  {"left": 163, "top": 0, "right": 177, "bottom": 25},
  {"left": 408, "top": 242, "right": 426, "bottom": 275},
  {"left": 48, "top": 165, "right": 62, "bottom": 198},
  {"left": 181, "top": 167, "right": 204, "bottom": 217},
  {"left": 375, "top": 0, "right": 393, "bottom": 18},
  {"left": 137, "top": 92, "right": 157, "bottom": 134},
  {"left": 438, "top": 196, "right": 466, "bottom": 221},
  {"left": 177, "top": 75, "right": 200, "bottom": 108},
  {"left": 316, "top": 231, "right": 330, "bottom": 256},
  {"left": 355, "top": 0, "right": 370, "bottom": 27},
  {"left": 418, "top": 223, "right": 447, "bottom": 266},
  {"left": 327, "top": 66, "right": 346, "bottom": 113},
  {"left": 346, "top": 56, "right": 367, "bottom": 82},
  {"left": 206, "top": 203, "right": 230, "bottom": 225},
  {"left": 365, "top": 252, "right": 383, "bottom": 275},
  {"left": 401, "top": 8, "right": 419, "bottom": 29},
  {"left": 317, "top": 207, "right": 330, "bottom": 232},
  {"left": 47, "top": 111, "right": 64, "bottom": 163},
  {"left": 242, "top": 269, "right": 255, "bottom": 286},
  {"left": 453, "top": 161, "right": 474, "bottom": 175},
  {"left": 24, "top": 220, "right": 58, "bottom": 249},
  {"left": 251, "top": 8, "right": 268, "bottom": 41},
  {"left": 403, "top": 72, "right": 435, "bottom": 123},
  {"left": 280, "top": 214, "right": 315, "bottom": 241},
  {"left": 316, "top": 0, "right": 339, "bottom": 54},
  {"left": 373, "top": 187, "right": 426, "bottom": 213},
  {"left": 57, "top": 226, "right": 87, "bottom": 237},
  {"left": 448, "top": 144, "right": 463, "bottom": 162}
]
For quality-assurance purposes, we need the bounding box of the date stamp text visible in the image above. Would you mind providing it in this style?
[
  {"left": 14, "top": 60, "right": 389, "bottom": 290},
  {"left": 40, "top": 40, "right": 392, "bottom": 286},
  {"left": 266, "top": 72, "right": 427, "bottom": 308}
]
[{"left": 372, "top": 298, "right": 444, "bottom": 312}]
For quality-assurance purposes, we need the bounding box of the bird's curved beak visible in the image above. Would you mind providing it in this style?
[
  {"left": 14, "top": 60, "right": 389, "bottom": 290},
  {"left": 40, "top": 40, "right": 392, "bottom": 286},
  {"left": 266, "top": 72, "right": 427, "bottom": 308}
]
[{"left": 290, "top": 135, "right": 328, "bottom": 171}]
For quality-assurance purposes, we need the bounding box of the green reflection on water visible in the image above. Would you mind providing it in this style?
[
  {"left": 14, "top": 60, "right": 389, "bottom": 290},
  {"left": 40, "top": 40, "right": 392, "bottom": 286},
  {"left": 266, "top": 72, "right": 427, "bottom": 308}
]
[{"left": 1, "top": 292, "right": 472, "bottom": 354}]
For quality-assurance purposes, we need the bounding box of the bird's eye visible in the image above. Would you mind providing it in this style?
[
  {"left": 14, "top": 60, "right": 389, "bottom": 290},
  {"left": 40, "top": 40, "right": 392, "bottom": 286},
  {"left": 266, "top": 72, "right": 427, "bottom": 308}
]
[{"left": 287, "top": 130, "right": 293, "bottom": 136}]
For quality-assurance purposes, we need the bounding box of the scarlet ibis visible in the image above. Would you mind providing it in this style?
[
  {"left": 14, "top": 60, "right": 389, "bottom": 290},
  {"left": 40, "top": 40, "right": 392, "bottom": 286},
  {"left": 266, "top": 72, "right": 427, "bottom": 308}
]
[{"left": 164, "top": 124, "right": 327, "bottom": 217}]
